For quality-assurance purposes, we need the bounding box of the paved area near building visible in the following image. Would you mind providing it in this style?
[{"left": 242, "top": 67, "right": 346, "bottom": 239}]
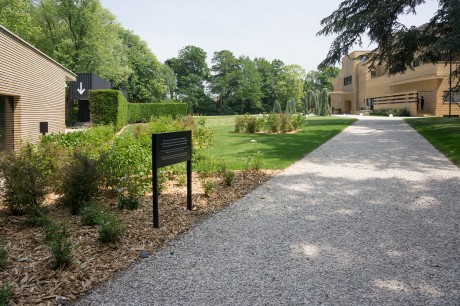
[{"left": 75, "top": 117, "right": 460, "bottom": 305}]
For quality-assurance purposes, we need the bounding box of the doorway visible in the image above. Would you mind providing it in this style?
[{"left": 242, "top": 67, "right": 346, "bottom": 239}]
[
  {"left": 344, "top": 100, "right": 352, "bottom": 114},
  {"left": 78, "top": 100, "right": 90, "bottom": 122},
  {"left": 0, "top": 96, "right": 5, "bottom": 152}
]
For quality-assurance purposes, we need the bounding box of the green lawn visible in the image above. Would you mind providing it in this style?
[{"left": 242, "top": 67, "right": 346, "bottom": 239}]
[
  {"left": 200, "top": 116, "right": 356, "bottom": 170},
  {"left": 405, "top": 117, "right": 460, "bottom": 167}
]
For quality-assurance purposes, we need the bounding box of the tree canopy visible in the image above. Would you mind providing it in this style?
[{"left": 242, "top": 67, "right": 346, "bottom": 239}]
[{"left": 318, "top": 0, "right": 460, "bottom": 79}]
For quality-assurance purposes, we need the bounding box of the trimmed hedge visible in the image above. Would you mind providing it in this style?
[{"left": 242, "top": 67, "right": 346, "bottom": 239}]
[
  {"left": 89, "top": 90, "right": 128, "bottom": 130},
  {"left": 128, "top": 103, "right": 188, "bottom": 123}
]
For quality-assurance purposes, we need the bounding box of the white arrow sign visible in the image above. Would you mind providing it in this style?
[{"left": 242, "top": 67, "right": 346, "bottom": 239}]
[{"left": 77, "top": 82, "right": 86, "bottom": 95}]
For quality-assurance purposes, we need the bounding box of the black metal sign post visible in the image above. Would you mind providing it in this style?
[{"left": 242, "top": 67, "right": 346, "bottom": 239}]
[{"left": 152, "top": 130, "right": 192, "bottom": 228}]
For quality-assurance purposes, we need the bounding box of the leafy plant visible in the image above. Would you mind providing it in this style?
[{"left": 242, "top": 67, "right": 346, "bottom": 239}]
[
  {"left": 223, "top": 170, "right": 235, "bottom": 186},
  {"left": 0, "top": 237, "right": 7, "bottom": 269},
  {"left": 98, "top": 213, "right": 124, "bottom": 243},
  {"left": 0, "top": 145, "right": 47, "bottom": 215},
  {"left": 202, "top": 178, "right": 217, "bottom": 197},
  {"left": 117, "top": 195, "right": 139, "bottom": 210},
  {"left": 62, "top": 151, "right": 102, "bottom": 214},
  {"left": 291, "top": 114, "right": 306, "bottom": 130},
  {"left": 79, "top": 203, "right": 106, "bottom": 226},
  {"left": 26, "top": 207, "right": 52, "bottom": 227},
  {"left": 44, "top": 222, "right": 72, "bottom": 268},
  {"left": 0, "top": 283, "right": 12, "bottom": 306},
  {"left": 243, "top": 140, "right": 263, "bottom": 170}
]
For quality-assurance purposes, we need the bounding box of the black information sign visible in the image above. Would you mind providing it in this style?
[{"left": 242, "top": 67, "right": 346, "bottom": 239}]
[{"left": 152, "top": 131, "right": 192, "bottom": 228}]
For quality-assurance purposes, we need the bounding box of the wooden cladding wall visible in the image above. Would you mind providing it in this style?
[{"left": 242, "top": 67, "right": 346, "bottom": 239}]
[{"left": 0, "top": 28, "right": 75, "bottom": 149}]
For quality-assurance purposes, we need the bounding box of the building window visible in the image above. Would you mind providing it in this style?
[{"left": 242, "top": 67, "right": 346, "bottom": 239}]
[
  {"left": 443, "top": 91, "right": 460, "bottom": 103},
  {"left": 344, "top": 76, "right": 352, "bottom": 86},
  {"left": 412, "top": 59, "right": 420, "bottom": 67}
]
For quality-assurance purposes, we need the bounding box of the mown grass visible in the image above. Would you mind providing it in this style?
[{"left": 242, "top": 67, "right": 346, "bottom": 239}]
[
  {"left": 405, "top": 117, "right": 460, "bottom": 166},
  {"left": 200, "top": 116, "right": 356, "bottom": 170}
]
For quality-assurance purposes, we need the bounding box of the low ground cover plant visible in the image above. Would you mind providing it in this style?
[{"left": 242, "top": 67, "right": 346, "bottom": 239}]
[
  {"left": 0, "top": 283, "right": 12, "bottom": 306},
  {"left": 44, "top": 221, "right": 72, "bottom": 269}
]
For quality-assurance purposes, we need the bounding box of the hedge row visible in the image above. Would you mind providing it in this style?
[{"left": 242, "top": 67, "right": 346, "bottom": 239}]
[
  {"left": 89, "top": 90, "right": 188, "bottom": 128},
  {"left": 128, "top": 103, "right": 188, "bottom": 123},
  {"left": 89, "top": 90, "right": 127, "bottom": 130}
]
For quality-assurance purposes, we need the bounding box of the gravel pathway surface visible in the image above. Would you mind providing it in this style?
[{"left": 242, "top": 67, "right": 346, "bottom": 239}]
[{"left": 75, "top": 117, "right": 460, "bottom": 306}]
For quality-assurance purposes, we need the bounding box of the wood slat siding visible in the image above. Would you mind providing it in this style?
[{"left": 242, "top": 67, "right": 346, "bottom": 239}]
[{"left": 0, "top": 27, "right": 76, "bottom": 150}]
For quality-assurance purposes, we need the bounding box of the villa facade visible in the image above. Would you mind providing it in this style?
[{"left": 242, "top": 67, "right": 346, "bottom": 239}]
[{"left": 330, "top": 51, "right": 460, "bottom": 117}]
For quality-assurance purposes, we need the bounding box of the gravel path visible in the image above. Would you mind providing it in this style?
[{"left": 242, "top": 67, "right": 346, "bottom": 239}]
[{"left": 75, "top": 117, "right": 460, "bottom": 306}]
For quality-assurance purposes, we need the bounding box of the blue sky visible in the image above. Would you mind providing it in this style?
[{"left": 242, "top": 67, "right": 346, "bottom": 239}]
[{"left": 100, "top": 0, "right": 438, "bottom": 72}]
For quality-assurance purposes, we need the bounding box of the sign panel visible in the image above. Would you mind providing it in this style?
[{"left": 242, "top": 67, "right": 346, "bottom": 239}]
[
  {"left": 153, "top": 130, "right": 192, "bottom": 168},
  {"left": 152, "top": 130, "right": 193, "bottom": 228}
]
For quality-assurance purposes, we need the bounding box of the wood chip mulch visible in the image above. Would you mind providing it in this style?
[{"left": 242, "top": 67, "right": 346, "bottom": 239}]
[{"left": 0, "top": 170, "right": 277, "bottom": 306}]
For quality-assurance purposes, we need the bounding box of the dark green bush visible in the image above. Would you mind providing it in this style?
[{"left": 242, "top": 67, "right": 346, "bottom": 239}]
[
  {"left": 128, "top": 103, "right": 188, "bottom": 123},
  {"left": 44, "top": 222, "right": 72, "bottom": 268},
  {"left": 246, "top": 117, "right": 257, "bottom": 133},
  {"left": 89, "top": 90, "right": 127, "bottom": 130},
  {"left": 370, "top": 108, "right": 411, "bottom": 117},
  {"left": 0, "top": 145, "right": 46, "bottom": 215},
  {"left": 62, "top": 151, "right": 102, "bottom": 214},
  {"left": 0, "top": 237, "right": 7, "bottom": 269},
  {"left": 117, "top": 196, "right": 139, "bottom": 210},
  {"left": 223, "top": 170, "right": 235, "bottom": 187},
  {"left": 0, "top": 283, "right": 12, "bottom": 306},
  {"left": 98, "top": 213, "right": 124, "bottom": 243},
  {"left": 79, "top": 203, "right": 106, "bottom": 226}
]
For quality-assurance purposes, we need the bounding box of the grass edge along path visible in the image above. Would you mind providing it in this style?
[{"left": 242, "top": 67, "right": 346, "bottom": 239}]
[
  {"left": 200, "top": 116, "right": 357, "bottom": 170},
  {"left": 405, "top": 117, "right": 460, "bottom": 167}
]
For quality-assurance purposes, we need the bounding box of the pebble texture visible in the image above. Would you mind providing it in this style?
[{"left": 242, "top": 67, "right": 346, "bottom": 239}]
[{"left": 75, "top": 117, "right": 460, "bottom": 305}]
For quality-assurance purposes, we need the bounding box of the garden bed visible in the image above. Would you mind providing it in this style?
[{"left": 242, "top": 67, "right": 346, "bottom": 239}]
[{"left": 0, "top": 170, "right": 276, "bottom": 305}]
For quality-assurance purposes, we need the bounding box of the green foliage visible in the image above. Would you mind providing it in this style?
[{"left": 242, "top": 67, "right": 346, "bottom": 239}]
[
  {"left": 305, "top": 90, "right": 318, "bottom": 114},
  {"left": 98, "top": 213, "right": 124, "bottom": 243},
  {"left": 79, "top": 203, "right": 106, "bottom": 226},
  {"left": 201, "top": 178, "right": 217, "bottom": 197},
  {"left": 304, "top": 67, "right": 340, "bottom": 92},
  {"left": 0, "top": 237, "right": 7, "bottom": 269},
  {"left": 272, "top": 100, "right": 282, "bottom": 113},
  {"left": 276, "top": 64, "right": 306, "bottom": 110},
  {"left": 26, "top": 207, "right": 52, "bottom": 227},
  {"left": 62, "top": 151, "right": 102, "bottom": 215},
  {"left": 0, "top": 282, "right": 12, "bottom": 306},
  {"left": 223, "top": 170, "right": 235, "bottom": 187},
  {"left": 286, "top": 100, "right": 297, "bottom": 114},
  {"left": 370, "top": 108, "right": 410, "bottom": 116},
  {"left": 165, "top": 45, "right": 210, "bottom": 113},
  {"left": 128, "top": 103, "right": 188, "bottom": 123},
  {"left": 317, "top": 88, "right": 330, "bottom": 116},
  {"left": 44, "top": 221, "right": 72, "bottom": 268},
  {"left": 117, "top": 196, "right": 139, "bottom": 210},
  {"left": 89, "top": 90, "right": 128, "bottom": 130},
  {"left": 0, "top": 145, "right": 46, "bottom": 215},
  {"left": 291, "top": 114, "right": 306, "bottom": 130},
  {"left": 41, "top": 125, "right": 114, "bottom": 151},
  {"left": 267, "top": 113, "right": 282, "bottom": 133}
]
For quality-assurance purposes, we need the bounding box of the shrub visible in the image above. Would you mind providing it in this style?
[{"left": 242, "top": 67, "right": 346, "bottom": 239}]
[
  {"left": 80, "top": 203, "right": 106, "bottom": 226},
  {"left": 223, "top": 170, "right": 235, "bottom": 186},
  {"left": 267, "top": 113, "right": 281, "bottom": 133},
  {"left": 0, "top": 145, "right": 46, "bottom": 215},
  {"left": 370, "top": 108, "right": 410, "bottom": 116},
  {"left": 0, "top": 237, "right": 7, "bottom": 269},
  {"left": 291, "top": 114, "right": 306, "bottom": 130},
  {"left": 89, "top": 90, "right": 127, "bottom": 130},
  {"left": 0, "top": 283, "right": 12, "bottom": 306},
  {"left": 26, "top": 207, "right": 52, "bottom": 227},
  {"left": 280, "top": 113, "right": 294, "bottom": 133},
  {"left": 98, "top": 213, "right": 123, "bottom": 243},
  {"left": 234, "top": 115, "right": 246, "bottom": 133},
  {"left": 128, "top": 103, "right": 188, "bottom": 123},
  {"left": 246, "top": 117, "right": 257, "bottom": 133},
  {"left": 202, "top": 179, "right": 217, "bottom": 197},
  {"left": 117, "top": 196, "right": 139, "bottom": 210},
  {"left": 44, "top": 222, "right": 72, "bottom": 268},
  {"left": 62, "top": 151, "right": 102, "bottom": 214}
]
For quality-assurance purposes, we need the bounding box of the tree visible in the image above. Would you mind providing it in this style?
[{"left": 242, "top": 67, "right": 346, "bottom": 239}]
[
  {"left": 117, "top": 28, "right": 169, "bottom": 102},
  {"left": 30, "top": 0, "right": 131, "bottom": 86},
  {"left": 0, "top": 0, "right": 38, "bottom": 40},
  {"left": 233, "top": 56, "right": 262, "bottom": 114},
  {"left": 211, "top": 50, "right": 241, "bottom": 114},
  {"left": 317, "top": 89, "right": 330, "bottom": 116},
  {"left": 276, "top": 64, "right": 306, "bottom": 111},
  {"left": 166, "top": 45, "right": 210, "bottom": 113},
  {"left": 304, "top": 66, "right": 340, "bottom": 92},
  {"left": 254, "top": 58, "right": 285, "bottom": 112},
  {"left": 318, "top": 0, "right": 460, "bottom": 82},
  {"left": 305, "top": 90, "right": 318, "bottom": 114}
]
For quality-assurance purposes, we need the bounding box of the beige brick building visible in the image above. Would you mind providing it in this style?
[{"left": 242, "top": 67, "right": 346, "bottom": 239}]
[
  {"left": 331, "top": 50, "right": 460, "bottom": 117},
  {"left": 0, "top": 25, "right": 76, "bottom": 152}
]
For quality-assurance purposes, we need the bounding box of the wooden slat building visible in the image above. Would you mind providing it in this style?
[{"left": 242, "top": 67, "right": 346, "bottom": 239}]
[{"left": 0, "top": 25, "right": 76, "bottom": 152}]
